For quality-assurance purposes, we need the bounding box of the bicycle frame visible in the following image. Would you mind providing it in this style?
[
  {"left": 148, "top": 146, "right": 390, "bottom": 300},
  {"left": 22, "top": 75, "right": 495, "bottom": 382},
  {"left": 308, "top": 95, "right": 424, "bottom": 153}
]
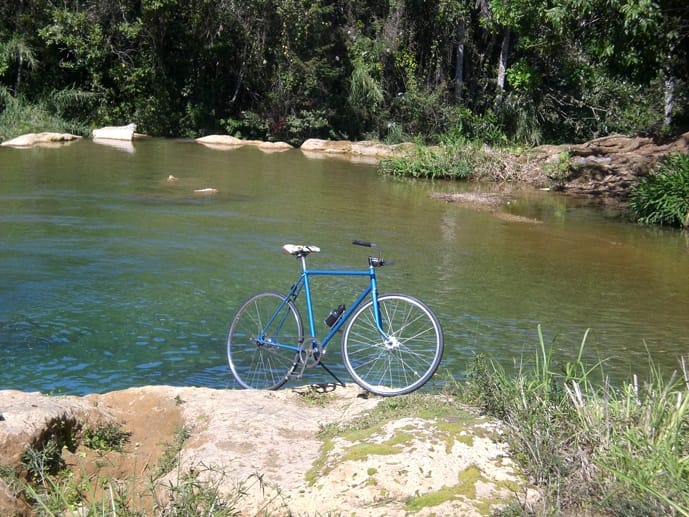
[{"left": 259, "top": 254, "right": 387, "bottom": 353}]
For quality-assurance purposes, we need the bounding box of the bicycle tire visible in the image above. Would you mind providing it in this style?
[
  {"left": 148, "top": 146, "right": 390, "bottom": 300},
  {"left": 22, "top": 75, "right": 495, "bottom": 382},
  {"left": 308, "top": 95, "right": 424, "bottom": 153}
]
[
  {"left": 341, "top": 293, "right": 443, "bottom": 396},
  {"left": 227, "top": 291, "right": 303, "bottom": 390}
]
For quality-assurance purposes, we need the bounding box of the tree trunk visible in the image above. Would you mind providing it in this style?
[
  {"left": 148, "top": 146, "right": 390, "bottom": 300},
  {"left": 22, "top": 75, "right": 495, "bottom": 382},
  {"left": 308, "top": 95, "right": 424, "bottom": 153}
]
[
  {"left": 496, "top": 28, "right": 510, "bottom": 100},
  {"left": 664, "top": 75, "right": 674, "bottom": 127},
  {"left": 14, "top": 52, "right": 22, "bottom": 96},
  {"left": 455, "top": 19, "right": 466, "bottom": 101}
]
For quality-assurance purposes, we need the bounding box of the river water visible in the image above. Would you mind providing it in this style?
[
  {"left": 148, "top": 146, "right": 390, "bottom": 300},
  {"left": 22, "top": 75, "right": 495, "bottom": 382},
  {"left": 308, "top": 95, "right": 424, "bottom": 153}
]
[{"left": 1, "top": 138, "right": 688, "bottom": 395}]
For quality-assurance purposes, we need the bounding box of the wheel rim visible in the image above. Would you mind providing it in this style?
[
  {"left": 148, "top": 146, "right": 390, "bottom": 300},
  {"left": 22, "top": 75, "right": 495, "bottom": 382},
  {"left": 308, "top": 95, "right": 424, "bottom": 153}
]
[
  {"left": 227, "top": 292, "right": 302, "bottom": 390},
  {"left": 342, "top": 294, "right": 443, "bottom": 396}
]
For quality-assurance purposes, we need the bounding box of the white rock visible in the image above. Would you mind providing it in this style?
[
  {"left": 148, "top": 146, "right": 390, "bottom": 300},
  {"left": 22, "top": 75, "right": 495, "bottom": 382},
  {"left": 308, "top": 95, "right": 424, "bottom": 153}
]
[{"left": 92, "top": 123, "right": 136, "bottom": 141}]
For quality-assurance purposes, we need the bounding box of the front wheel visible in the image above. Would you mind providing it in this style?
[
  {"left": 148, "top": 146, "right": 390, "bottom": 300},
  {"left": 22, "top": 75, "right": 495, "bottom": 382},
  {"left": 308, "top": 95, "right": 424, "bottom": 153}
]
[
  {"left": 227, "top": 291, "right": 303, "bottom": 390},
  {"left": 341, "top": 294, "right": 443, "bottom": 396}
]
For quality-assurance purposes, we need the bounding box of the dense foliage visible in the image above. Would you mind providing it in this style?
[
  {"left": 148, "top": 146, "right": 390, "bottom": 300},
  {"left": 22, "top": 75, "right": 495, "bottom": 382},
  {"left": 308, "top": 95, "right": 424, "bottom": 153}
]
[
  {"left": 629, "top": 152, "right": 689, "bottom": 228},
  {"left": 1, "top": 1, "right": 688, "bottom": 144}
]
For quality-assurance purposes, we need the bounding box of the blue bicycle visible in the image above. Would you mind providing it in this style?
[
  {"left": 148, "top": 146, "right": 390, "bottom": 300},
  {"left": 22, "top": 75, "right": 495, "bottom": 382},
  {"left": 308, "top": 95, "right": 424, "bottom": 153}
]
[{"left": 227, "top": 240, "right": 444, "bottom": 396}]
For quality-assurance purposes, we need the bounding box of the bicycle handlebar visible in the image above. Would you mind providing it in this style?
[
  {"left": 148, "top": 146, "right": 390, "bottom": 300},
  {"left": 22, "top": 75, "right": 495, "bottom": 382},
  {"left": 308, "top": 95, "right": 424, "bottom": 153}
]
[{"left": 353, "top": 240, "right": 393, "bottom": 267}]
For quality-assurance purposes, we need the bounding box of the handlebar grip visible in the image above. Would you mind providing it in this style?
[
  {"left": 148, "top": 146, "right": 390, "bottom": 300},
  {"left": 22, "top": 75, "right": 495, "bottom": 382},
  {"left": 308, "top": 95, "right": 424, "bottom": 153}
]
[{"left": 352, "top": 239, "right": 378, "bottom": 248}]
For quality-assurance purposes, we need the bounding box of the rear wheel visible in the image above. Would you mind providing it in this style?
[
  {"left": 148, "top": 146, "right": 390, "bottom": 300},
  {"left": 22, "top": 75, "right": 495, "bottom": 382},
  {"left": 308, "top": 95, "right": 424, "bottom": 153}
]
[
  {"left": 341, "top": 294, "right": 443, "bottom": 396},
  {"left": 227, "top": 291, "right": 303, "bottom": 390}
]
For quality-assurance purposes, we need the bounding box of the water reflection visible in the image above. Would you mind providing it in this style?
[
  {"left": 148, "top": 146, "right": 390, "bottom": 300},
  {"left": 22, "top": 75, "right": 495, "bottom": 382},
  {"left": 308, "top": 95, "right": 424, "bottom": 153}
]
[{"left": 93, "top": 138, "right": 136, "bottom": 153}]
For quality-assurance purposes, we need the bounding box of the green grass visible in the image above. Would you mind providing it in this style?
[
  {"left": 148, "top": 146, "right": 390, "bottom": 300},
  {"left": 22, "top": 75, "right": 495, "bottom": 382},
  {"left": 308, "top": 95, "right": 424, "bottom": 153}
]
[
  {"left": 0, "top": 88, "right": 91, "bottom": 141},
  {"left": 457, "top": 325, "right": 689, "bottom": 516},
  {"left": 380, "top": 140, "right": 512, "bottom": 181},
  {"left": 629, "top": 152, "right": 689, "bottom": 228}
]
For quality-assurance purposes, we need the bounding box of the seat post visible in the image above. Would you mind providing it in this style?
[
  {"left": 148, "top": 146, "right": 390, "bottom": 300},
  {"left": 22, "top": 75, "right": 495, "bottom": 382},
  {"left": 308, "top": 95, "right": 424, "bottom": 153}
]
[{"left": 299, "top": 254, "right": 308, "bottom": 272}]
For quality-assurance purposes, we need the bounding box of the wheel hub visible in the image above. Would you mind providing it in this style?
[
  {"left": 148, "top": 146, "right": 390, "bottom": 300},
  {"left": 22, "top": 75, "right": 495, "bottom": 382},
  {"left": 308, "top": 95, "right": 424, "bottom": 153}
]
[{"left": 384, "top": 336, "right": 401, "bottom": 350}]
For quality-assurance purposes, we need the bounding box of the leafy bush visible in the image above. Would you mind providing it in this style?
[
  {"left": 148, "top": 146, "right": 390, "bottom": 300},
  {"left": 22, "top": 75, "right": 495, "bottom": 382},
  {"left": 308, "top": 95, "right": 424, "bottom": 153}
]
[
  {"left": 629, "top": 152, "right": 689, "bottom": 228},
  {"left": 283, "top": 109, "right": 331, "bottom": 145},
  {"left": 219, "top": 111, "right": 268, "bottom": 141}
]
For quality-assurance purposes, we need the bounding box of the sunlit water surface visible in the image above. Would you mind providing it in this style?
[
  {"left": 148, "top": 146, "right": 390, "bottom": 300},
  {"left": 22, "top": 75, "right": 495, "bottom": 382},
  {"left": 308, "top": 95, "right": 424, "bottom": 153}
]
[{"left": 1, "top": 139, "right": 688, "bottom": 394}]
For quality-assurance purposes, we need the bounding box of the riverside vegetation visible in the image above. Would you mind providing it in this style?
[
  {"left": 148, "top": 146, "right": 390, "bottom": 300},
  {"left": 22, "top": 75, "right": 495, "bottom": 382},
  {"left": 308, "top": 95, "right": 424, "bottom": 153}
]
[
  {"left": 2, "top": 2, "right": 688, "bottom": 228},
  {"left": 1, "top": 330, "right": 687, "bottom": 516},
  {"left": 1, "top": 1, "right": 686, "bottom": 144},
  {"left": 629, "top": 152, "right": 689, "bottom": 229}
]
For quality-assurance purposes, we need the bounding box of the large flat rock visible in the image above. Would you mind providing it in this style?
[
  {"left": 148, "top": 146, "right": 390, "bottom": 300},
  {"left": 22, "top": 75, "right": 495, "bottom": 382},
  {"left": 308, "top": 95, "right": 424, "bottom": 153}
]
[{"left": 0, "top": 385, "right": 526, "bottom": 515}]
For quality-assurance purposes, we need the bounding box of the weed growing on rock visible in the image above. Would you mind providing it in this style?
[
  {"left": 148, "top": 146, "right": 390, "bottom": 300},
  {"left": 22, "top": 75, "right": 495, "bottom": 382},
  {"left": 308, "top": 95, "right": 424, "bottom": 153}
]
[
  {"left": 154, "top": 425, "right": 191, "bottom": 479},
  {"left": 83, "top": 421, "right": 131, "bottom": 452},
  {"left": 20, "top": 440, "right": 64, "bottom": 485},
  {"left": 157, "top": 464, "right": 250, "bottom": 516}
]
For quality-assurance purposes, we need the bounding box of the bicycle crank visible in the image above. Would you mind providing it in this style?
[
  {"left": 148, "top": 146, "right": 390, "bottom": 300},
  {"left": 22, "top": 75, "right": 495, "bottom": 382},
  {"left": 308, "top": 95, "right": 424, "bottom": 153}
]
[{"left": 299, "top": 338, "right": 324, "bottom": 367}]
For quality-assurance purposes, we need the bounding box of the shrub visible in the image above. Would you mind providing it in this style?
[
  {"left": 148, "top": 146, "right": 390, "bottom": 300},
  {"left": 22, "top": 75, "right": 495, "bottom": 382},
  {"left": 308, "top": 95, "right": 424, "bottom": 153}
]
[
  {"left": 629, "top": 152, "right": 689, "bottom": 228},
  {"left": 219, "top": 111, "right": 268, "bottom": 140}
]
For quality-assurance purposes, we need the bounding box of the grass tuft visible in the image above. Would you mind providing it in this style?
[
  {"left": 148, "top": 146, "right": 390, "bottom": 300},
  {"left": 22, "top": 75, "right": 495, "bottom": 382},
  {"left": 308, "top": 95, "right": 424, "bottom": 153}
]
[{"left": 83, "top": 421, "right": 131, "bottom": 452}]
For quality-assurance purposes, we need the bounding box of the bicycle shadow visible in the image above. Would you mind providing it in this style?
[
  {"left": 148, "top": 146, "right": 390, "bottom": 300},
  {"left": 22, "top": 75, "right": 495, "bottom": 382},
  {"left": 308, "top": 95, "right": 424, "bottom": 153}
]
[{"left": 292, "top": 382, "right": 373, "bottom": 399}]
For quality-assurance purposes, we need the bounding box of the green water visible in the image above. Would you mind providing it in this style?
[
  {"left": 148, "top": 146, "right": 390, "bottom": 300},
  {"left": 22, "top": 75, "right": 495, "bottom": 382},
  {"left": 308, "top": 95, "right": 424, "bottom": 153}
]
[{"left": 1, "top": 139, "right": 688, "bottom": 394}]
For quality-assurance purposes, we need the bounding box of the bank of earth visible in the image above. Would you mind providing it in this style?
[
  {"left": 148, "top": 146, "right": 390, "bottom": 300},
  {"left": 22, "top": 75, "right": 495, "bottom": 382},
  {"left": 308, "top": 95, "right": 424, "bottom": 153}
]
[{"left": 0, "top": 384, "right": 535, "bottom": 516}]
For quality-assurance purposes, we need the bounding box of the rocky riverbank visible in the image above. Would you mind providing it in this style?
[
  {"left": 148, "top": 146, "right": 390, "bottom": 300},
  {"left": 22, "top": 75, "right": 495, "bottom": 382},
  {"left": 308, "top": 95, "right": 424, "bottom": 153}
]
[
  {"left": 0, "top": 384, "right": 530, "bottom": 516},
  {"left": 197, "top": 131, "right": 689, "bottom": 198},
  {"left": 4, "top": 130, "right": 688, "bottom": 199},
  {"left": 522, "top": 132, "right": 689, "bottom": 197}
]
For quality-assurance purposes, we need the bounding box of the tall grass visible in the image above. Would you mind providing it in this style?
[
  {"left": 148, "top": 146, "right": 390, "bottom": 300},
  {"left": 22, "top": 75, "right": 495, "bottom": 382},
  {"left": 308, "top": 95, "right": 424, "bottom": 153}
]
[
  {"left": 0, "top": 88, "right": 92, "bottom": 141},
  {"left": 459, "top": 326, "right": 689, "bottom": 515},
  {"left": 629, "top": 152, "right": 689, "bottom": 229},
  {"left": 379, "top": 139, "right": 510, "bottom": 181}
]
